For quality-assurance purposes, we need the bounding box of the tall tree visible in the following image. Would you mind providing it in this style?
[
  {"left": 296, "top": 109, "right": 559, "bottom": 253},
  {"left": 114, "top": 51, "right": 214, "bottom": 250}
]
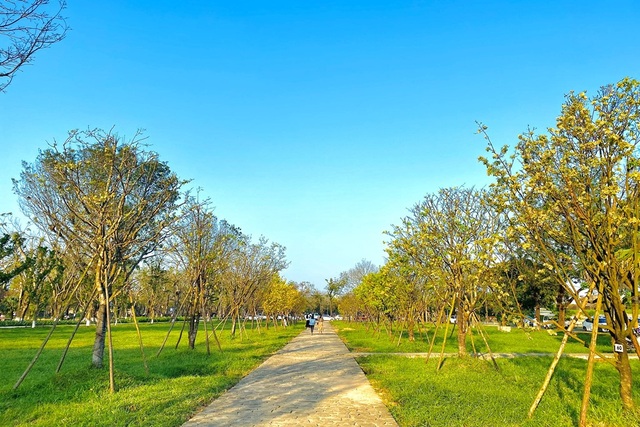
[
  {"left": 0, "top": 0, "right": 68, "bottom": 91},
  {"left": 499, "top": 255, "right": 556, "bottom": 325},
  {"left": 480, "top": 77, "right": 640, "bottom": 410},
  {"left": 292, "top": 280, "right": 317, "bottom": 314},
  {"left": 14, "top": 128, "right": 185, "bottom": 384}
]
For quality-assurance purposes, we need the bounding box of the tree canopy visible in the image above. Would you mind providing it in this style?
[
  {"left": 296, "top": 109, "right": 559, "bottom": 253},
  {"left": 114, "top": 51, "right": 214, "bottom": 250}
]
[
  {"left": 480, "top": 77, "right": 640, "bottom": 411},
  {"left": 13, "top": 128, "right": 186, "bottom": 390}
]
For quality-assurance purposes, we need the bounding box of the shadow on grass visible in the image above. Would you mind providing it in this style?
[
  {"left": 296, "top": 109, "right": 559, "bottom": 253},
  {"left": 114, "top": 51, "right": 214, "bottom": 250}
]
[{"left": 0, "top": 322, "right": 303, "bottom": 426}]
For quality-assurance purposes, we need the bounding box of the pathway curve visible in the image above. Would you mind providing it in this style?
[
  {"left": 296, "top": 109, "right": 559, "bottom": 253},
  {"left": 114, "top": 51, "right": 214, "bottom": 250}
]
[{"left": 182, "top": 322, "right": 398, "bottom": 427}]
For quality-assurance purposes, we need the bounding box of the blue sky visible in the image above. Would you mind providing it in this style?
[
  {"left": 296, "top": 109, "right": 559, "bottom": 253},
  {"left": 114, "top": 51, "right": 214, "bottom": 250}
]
[{"left": 1, "top": 1, "right": 639, "bottom": 288}]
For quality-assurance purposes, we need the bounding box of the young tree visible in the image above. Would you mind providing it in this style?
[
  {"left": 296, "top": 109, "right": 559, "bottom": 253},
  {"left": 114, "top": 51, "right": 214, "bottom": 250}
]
[
  {"left": 353, "top": 269, "right": 398, "bottom": 331},
  {"left": 261, "top": 275, "right": 300, "bottom": 327},
  {"left": 480, "top": 77, "right": 640, "bottom": 410},
  {"left": 383, "top": 254, "right": 429, "bottom": 341},
  {"left": 220, "top": 236, "right": 287, "bottom": 337},
  {"left": 0, "top": 0, "right": 68, "bottom": 91},
  {"left": 334, "top": 260, "right": 378, "bottom": 322},
  {"left": 337, "top": 292, "right": 361, "bottom": 321},
  {"left": 325, "top": 276, "right": 346, "bottom": 317},
  {"left": 14, "top": 129, "right": 185, "bottom": 385},
  {"left": 0, "top": 218, "right": 79, "bottom": 322},
  {"left": 167, "top": 196, "right": 239, "bottom": 349},
  {"left": 387, "top": 187, "right": 502, "bottom": 356}
]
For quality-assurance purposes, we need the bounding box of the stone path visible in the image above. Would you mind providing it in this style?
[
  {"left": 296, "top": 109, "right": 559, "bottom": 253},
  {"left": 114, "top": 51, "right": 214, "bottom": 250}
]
[{"left": 182, "top": 322, "right": 398, "bottom": 427}]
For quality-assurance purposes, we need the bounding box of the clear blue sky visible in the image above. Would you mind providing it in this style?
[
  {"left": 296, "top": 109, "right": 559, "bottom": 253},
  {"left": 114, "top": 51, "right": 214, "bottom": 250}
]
[{"left": 1, "top": 1, "right": 639, "bottom": 288}]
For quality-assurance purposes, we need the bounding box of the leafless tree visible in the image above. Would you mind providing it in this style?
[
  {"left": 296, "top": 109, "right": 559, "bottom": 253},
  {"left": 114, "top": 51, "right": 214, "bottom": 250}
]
[
  {"left": 339, "top": 258, "right": 378, "bottom": 292},
  {"left": 1, "top": 0, "right": 68, "bottom": 91}
]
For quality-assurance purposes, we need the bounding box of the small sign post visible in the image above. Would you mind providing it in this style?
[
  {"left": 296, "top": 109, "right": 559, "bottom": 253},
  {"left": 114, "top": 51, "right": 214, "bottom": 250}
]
[{"left": 614, "top": 343, "right": 624, "bottom": 353}]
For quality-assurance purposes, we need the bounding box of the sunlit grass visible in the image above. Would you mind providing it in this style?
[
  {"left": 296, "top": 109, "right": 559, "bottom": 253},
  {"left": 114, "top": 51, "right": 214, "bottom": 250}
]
[
  {"left": 0, "top": 321, "right": 302, "bottom": 427},
  {"left": 333, "top": 320, "right": 614, "bottom": 354},
  {"left": 358, "top": 355, "right": 640, "bottom": 427},
  {"left": 334, "top": 321, "right": 640, "bottom": 426}
]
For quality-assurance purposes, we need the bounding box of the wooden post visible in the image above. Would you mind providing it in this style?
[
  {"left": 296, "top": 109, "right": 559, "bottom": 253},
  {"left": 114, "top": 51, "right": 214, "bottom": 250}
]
[
  {"left": 14, "top": 321, "right": 59, "bottom": 389},
  {"left": 129, "top": 293, "right": 148, "bottom": 375},
  {"left": 579, "top": 288, "right": 604, "bottom": 426}
]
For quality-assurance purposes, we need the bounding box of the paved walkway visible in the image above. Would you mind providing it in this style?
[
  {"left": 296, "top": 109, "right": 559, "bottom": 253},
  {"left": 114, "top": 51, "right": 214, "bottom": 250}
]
[{"left": 182, "top": 322, "right": 398, "bottom": 427}]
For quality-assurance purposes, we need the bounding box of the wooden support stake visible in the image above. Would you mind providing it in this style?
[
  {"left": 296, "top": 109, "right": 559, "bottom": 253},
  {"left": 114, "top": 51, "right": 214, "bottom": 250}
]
[
  {"left": 14, "top": 320, "right": 59, "bottom": 390},
  {"left": 129, "top": 293, "right": 148, "bottom": 375}
]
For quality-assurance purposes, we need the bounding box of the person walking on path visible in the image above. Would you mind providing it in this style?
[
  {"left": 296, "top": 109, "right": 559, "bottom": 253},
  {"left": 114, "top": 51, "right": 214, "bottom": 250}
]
[
  {"left": 317, "top": 315, "right": 324, "bottom": 334},
  {"left": 308, "top": 315, "right": 316, "bottom": 334}
]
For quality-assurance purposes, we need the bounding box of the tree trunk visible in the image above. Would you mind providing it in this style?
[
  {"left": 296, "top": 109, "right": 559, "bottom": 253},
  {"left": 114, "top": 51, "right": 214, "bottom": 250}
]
[
  {"left": 17, "top": 287, "right": 26, "bottom": 320},
  {"left": 188, "top": 313, "right": 199, "bottom": 349},
  {"left": 408, "top": 317, "right": 415, "bottom": 342},
  {"left": 92, "top": 299, "right": 107, "bottom": 368},
  {"left": 19, "top": 300, "right": 29, "bottom": 321},
  {"left": 616, "top": 349, "right": 634, "bottom": 409},
  {"left": 457, "top": 311, "right": 468, "bottom": 356},
  {"left": 231, "top": 316, "right": 237, "bottom": 338},
  {"left": 187, "top": 284, "right": 201, "bottom": 349},
  {"left": 529, "top": 317, "right": 577, "bottom": 418}
]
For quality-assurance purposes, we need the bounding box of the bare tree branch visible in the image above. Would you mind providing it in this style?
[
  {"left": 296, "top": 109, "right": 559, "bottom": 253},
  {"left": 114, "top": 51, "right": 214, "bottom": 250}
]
[{"left": 0, "top": 0, "right": 68, "bottom": 91}]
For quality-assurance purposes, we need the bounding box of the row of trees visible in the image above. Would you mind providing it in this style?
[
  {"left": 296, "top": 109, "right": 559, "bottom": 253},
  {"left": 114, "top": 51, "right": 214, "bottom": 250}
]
[
  {"left": 0, "top": 128, "right": 326, "bottom": 392},
  {"left": 0, "top": 0, "right": 340, "bottom": 394},
  {"left": 336, "top": 78, "right": 640, "bottom": 417},
  {"left": 336, "top": 189, "right": 567, "bottom": 349}
]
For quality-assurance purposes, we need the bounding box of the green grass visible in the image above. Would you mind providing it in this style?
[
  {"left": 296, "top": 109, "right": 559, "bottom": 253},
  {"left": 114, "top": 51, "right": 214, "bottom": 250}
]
[
  {"left": 333, "top": 320, "right": 615, "bottom": 354},
  {"left": 0, "top": 321, "right": 302, "bottom": 427},
  {"left": 334, "top": 321, "right": 640, "bottom": 426},
  {"left": 359, "top": 355, "right": 640, "bottom": 427}
]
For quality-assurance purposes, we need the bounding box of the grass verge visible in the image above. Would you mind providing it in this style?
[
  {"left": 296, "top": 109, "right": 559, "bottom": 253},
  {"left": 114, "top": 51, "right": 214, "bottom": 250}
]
[
  {"left": 0, "top": 321, "right": 302, "bottom": 427},
  {"left": 333, "top": 320, "right": 616, "bottom": 354},
  {"left": 335, "top": 321, "right": 640, "bottom": 426}
]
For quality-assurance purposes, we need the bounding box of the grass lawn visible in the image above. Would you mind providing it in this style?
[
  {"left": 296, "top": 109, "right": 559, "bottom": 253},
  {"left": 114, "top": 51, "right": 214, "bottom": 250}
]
[
  {"left": 0, "top": 320, "right": 302, "bottom": 427},
  {"left": 334, "top": 321, "right": 640, "bottom": 427},
  {"left": 333, "top": 320, "right": 615, "bottom": 354}
]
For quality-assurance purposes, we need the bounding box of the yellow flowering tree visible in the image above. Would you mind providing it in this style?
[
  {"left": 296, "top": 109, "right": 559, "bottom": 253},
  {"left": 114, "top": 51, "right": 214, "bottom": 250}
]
[
  {"left": 386, "top": 186, "right": 501, "bottom": 356},
  {"left": 262, "top": 274, "right": 301, "bottom": 327},
  {"left": 480, "top": 77, "right": 640, "bottom": 411}
]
